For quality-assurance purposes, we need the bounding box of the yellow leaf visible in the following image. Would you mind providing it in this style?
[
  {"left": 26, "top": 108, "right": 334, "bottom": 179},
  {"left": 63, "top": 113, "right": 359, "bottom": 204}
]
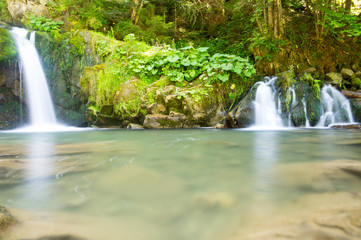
[{"left": 230, "top": 84, "right": 236, "bottom": 90}]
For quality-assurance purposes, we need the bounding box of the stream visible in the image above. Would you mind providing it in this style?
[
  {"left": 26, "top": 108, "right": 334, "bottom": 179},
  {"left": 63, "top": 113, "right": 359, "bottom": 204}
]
[{"left": 0, "top": 128, "right": 360, "bottom": 239}]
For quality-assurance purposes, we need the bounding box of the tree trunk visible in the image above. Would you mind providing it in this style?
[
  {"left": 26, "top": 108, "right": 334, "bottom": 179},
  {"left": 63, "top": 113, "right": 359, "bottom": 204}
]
[
  {"left": 345, "top": 0, "right": 352, "bottom": 12},
  {"left": 268, "top": 3, "right": 273, "bottom": 29}
]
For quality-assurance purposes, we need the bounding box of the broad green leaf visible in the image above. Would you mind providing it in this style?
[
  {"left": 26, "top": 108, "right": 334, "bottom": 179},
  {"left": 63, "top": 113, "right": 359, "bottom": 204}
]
[
  {"left": 167, "top": 55, "right": 180, "bottom": 63},
  {"left": 217, "top": 73, "right": 229, "bottom": 82}
]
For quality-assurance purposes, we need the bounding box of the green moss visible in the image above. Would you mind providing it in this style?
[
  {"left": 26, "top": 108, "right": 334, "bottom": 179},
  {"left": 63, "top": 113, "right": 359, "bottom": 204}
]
[
  {"left": 0, "top": 28, "right": 17, "bottom": 63},
  {"left": 68, "top": 31, "right": 87, "bottom": 56},
  {"left": 0, "top": 0, "right": 12, "bottom": 23}
]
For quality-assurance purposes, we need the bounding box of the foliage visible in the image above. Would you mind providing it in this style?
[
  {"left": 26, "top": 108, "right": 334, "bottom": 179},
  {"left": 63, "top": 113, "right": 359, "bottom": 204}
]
[
  {"left": 300, "top": 73, "right": 321, "bottom": 98},
  {"left": 125, "top": 41, "right": 256, "bottom": 84},
  {"left": 27, "top": 15, "right": 64, "bottom": 37},
  {"left": 0, "top": 0, "right": 12, "bottom": 22},
  {"left": 316, "top": 4, "right": 361, "bottom": 38}
]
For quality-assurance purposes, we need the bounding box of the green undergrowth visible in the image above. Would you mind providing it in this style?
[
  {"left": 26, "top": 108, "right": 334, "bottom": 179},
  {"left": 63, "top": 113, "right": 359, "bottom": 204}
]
[{"left": 78, "top": 32, "right": 257, "bottom": 117}]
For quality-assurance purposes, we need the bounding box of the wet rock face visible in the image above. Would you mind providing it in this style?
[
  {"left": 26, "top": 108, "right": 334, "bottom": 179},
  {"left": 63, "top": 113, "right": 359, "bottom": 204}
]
[
  {"left": 34, "top": 32, "right": 88, "bottom": 127},
  {"left": 0, "top": 28, "right": 25, "bottom": 129},
  {"left": 224, "top": 87, "right": 257, "bottom": 128},
  {"left": 222, "top": 78, "right": 323, "bottom": 128}
]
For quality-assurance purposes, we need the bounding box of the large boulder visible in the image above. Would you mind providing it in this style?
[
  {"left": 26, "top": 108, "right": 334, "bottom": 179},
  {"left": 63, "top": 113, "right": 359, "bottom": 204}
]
[{"left": 341, "top": 68, "right": 354, "bottom": 80}]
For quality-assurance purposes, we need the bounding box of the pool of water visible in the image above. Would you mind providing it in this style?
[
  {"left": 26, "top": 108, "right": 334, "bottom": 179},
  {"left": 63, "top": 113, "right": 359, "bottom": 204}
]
[{"left": 0, "top": 128, "right": 360, "bottom": 239}]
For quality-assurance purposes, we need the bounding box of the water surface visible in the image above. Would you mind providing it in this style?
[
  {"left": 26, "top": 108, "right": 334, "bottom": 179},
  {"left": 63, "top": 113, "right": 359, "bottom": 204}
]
[{"left": 0, "top": 129, "right": 360, "bottom": 239}]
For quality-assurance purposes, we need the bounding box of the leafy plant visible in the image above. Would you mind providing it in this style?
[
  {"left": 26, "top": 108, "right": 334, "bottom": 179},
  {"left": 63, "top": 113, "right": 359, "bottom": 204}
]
[
  {"left": 27, "top": 15, "right": 64, "bottom": 36},
  {"left": 125, "top": 42, "right": 256, "bottom": 85}
]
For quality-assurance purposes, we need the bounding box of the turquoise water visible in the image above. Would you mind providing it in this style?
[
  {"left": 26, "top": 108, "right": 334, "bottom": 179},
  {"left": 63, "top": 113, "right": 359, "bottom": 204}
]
[{"left": 0, "top": 129, "right": 360, "bottom": 239}]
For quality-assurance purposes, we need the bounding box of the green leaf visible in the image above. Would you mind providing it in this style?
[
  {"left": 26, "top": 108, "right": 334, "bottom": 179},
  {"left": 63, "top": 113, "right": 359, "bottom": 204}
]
[
  {"left": 167, "top": 54, "right": 180, "bottom": 63},
  {"left": 197, "top": 47, "right": 209, "bottom": 52},
  {"left": 189, "top": 69, "right": 196, "bottom": 78},
  {"left": 181, "top": 58, "right": 191, "bottom": 66},
  {"left": 190, "top": 59, "right": 198, "bottom": 66},
  {"left": 217, "top": 73, "right": 229, "bottom": 82}
]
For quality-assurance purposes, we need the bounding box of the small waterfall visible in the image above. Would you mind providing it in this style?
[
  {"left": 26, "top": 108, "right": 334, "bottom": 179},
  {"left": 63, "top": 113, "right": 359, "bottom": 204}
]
[
  {"left": 317, "top": 85, "right": 355, "bottom": 127},
  {"left": 253, "top": 77, "right": 283, "bottom": 128},
  {"left": 291, "top": 88, "right": 297, "bottom": 107},
  {"left": 10, "top": 27, "right": 58, "bottom": 129},
  {"left": 302, "top": 97, "right": 310, "bottom": 127}
]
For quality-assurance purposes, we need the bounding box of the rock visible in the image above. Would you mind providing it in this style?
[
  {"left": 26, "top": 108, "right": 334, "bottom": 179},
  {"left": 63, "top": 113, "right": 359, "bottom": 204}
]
[
  {"left": 355, "top": 71, "right": 361, "bottom": 78},
  {"left": 342, "top": 90, "right": 361, "bottom": 99},
  {"left": 143, "top": 114, "right": 164, "bottom": 128},
  {"left": 99, "top": 104, "right": 113, "bottom": 116},
  {"left": 325, "top": 72, "right": 343, "bottom": 86},
  {"left": 6, "top": 0, "right": 48, "bottom": 21},
  {"left": 147, "top": 102, "right": 166, "bottom": 114},
  {"left": 127, "top": 123, "right": 144, "bottom": 129},
  {"left": 0, "top": 205, "right": 16, "bottom": 233},
  {"left": 350, "top": 77, "right": 361, "bottom": 90},
  {"left": 351, "top": 63, "right": 360, "bottom": 72},
  {"left": 192, "top": 192, "right": 235, "bottom": 210},
  {"left": 291, "top": 102, "right": 306, "bottom": 127},
  {"left": 341, "top": 68, "right": 354, "bottom": 80},
  {"left": 27, "top": 235, "right": 87, "bottom": 240},
  {"left": 329, "top": 123, "right": 361, "bottom": 129},
  {"left": 301, "top": 67, "right": 317, "bottom": 75},
  {"left": 349, "top": 99, "right": 361, "bottom": 122},
  {"left": 165, "top": 94, "right": 182, "bottom": 112},
  {"left": 143, "top": 113, "right": 188, "bottom": 129},
  {"left": 93, "top": 114, "right": 122, "bottom": 127},
  {"left": 224, "top": 85, "right": 258, "bottom": 128},
  {"left": 113, "top": 78, "right": 140, "bottom": 105},
  {"left": 305, "top": 90, "right": 322, "bottom": 126}
]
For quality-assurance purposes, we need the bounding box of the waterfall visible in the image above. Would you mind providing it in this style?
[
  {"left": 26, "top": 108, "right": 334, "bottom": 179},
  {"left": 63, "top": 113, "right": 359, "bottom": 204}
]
[
  {"left": 302, "top": 97, "right": 310, "bottom": 127},
  {"left": 10, "top": 27, "right": 58, "bottom": 129},
  {"left": 290, "top": 88, "right": 297, "bottom": 107},
  {"left": 253, "top": 77, "right": 283, "bottom": 128},
  {"left": 317, "top": 85, "right": 355, "bottom": 127}
]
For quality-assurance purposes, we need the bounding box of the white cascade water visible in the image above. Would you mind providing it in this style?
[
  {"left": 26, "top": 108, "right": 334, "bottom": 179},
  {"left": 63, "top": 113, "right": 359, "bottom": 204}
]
[
  {"left": 253, "top": 77, "right": 283, "bottom": 128},
  {"left": 302, "top": 97, "right": 310, "bottom": 127},
  {"left": 317, "top": 85, "right": 355, "bottom": 127},
  {"left": 10, "top": 27, "right": 58, "bottom": 129},
  {"left": 291, "top": 88, "right": 297, "bottom": 107}
]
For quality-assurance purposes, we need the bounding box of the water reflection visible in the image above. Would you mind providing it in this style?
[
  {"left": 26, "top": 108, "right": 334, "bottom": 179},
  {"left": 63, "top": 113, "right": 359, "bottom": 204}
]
[
  {"left": 22, "top": 133, "right": 55, "bottom": 209},
  {"left": 252, "top": 131, "right": 279, "bottom": 194}
]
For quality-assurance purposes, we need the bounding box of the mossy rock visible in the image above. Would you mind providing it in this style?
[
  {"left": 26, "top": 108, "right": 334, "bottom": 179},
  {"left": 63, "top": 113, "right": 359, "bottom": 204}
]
[
  {"left": 350, "top": 99, "right": 361, "bottom": 123},
  {"left": 325, "top": 72, "right": 343, "bottom": 86},
  {"left": 113, "top": 78, "right": 140, "bottom": 105},
  {"left": 0, "top": 205, "right": 16, "bottom": 233},
  {"left": 0, "top": 28, "right": 17, "bottom": 63}
]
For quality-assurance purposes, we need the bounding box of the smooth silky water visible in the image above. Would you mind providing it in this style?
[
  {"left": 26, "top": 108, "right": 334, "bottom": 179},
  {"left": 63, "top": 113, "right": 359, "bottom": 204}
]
[{"left": 0, "top": 128, "right": 360, "bottom": 240}]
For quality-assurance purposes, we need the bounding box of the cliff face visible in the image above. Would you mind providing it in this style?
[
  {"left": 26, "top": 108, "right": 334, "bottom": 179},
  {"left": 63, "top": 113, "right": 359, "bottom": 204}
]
[
  {"left": 4, "top": 0, "right": 47, "bottom": 23},
  {"left": 0, "top": 27, "right": 25, "bottom": 129}
]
